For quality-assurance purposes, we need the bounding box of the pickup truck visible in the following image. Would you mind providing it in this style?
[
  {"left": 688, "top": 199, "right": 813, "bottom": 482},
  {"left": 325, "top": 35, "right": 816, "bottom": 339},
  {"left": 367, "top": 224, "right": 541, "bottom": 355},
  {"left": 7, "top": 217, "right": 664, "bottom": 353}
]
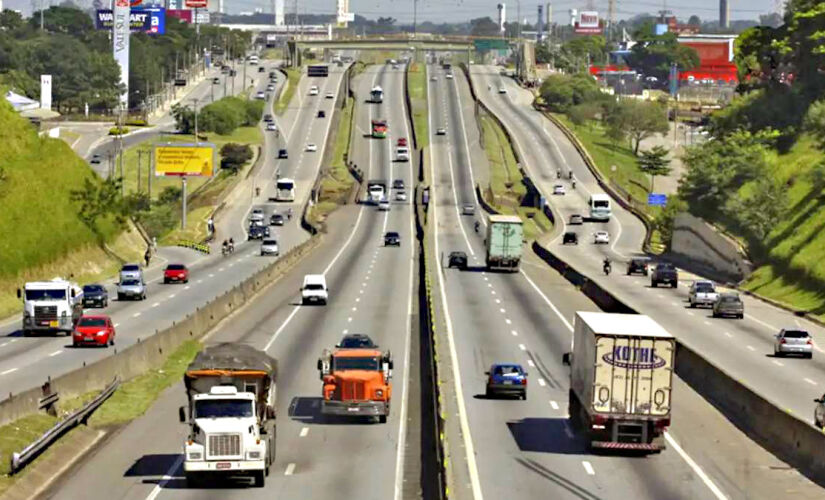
[
  {"left": 651, "top": 262, "right": 678, "bottom": 288},
  {"left": 688, "top": 280, "right": 718, "bottom": 308}
]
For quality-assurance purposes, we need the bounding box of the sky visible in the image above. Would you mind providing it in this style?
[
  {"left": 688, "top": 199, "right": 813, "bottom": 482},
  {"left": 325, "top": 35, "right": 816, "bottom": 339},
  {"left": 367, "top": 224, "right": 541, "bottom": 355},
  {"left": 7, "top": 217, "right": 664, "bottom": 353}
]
[{"left": 4, "top": 0, "right": 780, "bottom": 24}]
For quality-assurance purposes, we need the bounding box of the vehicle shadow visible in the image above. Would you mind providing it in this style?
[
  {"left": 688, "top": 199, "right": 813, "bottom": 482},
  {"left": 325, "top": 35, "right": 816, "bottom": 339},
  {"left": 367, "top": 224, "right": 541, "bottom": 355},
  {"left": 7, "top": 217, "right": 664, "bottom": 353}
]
[
  {"left": 128, "top": 454, "right": 256, "bottom": 489},
  {"left": 288, "top": 396, "right": 379, "bottom": 425},
  {"left": 473, "top": 393, "right": 523, "bottom": 401},
  {"left": 506, "top": 417, "right": 586, "bottom": 455}
]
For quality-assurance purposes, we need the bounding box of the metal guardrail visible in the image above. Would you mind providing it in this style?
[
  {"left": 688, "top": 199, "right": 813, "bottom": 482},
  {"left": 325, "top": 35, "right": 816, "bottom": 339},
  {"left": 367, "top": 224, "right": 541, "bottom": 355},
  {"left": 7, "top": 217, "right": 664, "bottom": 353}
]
[{"left": 10, "top": 377, "right": 119, "bottom": 475}]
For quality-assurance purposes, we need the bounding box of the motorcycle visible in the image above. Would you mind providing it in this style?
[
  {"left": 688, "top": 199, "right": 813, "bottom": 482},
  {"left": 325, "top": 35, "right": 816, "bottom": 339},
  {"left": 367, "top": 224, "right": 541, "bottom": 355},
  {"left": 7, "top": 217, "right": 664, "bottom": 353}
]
[
  {"left": 474, "top": 221, "right": 480, "bottom": 233},
  {"left": 572, "top": 180, "right": 576, "bottom": 190},
  {"left": 603, "top": 261, "right": 612, "bottom": 276},
  {"left": 222, "top": 245, "right": 229, "bottom": 257}
]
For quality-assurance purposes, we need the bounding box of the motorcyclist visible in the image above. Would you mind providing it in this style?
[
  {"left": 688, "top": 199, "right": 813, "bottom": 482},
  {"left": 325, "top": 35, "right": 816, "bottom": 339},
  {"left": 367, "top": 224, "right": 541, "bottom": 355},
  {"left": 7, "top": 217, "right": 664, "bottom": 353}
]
[
  {"left": 287, "top": 208, "right": 293, "bottom": 220},
  {"left": 572, "top": 179, "right": 576, "bottom": 189},
  {"left": 222, "top": 239, "right": 229, "bottom": 256},
  {"left": 474, "top": 221, "right": 480, "bottom": 233},
  {"left": 228, "top": 237, "right": 235, "bottom": 253},
  {"left": 603, "top": 257, "right": 612, "bottom": 275},
  {"left": 556, "top": 169, "right": 561, "bottom": 179}
]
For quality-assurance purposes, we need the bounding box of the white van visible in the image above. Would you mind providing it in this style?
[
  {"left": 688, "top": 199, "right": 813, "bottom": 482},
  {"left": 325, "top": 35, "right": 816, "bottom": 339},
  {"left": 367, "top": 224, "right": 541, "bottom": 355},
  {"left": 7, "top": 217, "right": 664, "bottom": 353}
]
[
  {"left": 248, "top": 55, "right": 259, "bottom": 65},
  {"left": 301, "top": 274, "right": 328, "bottom": 305},
  {"left": 368, "top": 185, "right": 385, "bottom": 203},
  {"left": 396, "top": 146, "right": 410, "bottom": 162},
  {"left": 588, "top": 193, "right": 612, "bottom": 221},
  {"left": 309, "top": 85, "right": 319, "bottom": 96}
]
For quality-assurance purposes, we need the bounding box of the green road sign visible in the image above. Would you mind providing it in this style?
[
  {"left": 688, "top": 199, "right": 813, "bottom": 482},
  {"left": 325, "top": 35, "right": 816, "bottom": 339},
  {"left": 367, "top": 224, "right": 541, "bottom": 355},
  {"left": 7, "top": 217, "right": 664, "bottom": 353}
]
[{"left": 474, "top": 39, "right": 509, "bottom": 51}]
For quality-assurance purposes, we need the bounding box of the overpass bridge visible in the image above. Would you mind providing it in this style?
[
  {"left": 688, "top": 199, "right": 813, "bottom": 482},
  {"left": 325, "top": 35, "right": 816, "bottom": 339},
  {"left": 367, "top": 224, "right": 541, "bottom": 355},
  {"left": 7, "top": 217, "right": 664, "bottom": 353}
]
[{"left": 286, "top": 37, "right": 479, "bottom": 66}]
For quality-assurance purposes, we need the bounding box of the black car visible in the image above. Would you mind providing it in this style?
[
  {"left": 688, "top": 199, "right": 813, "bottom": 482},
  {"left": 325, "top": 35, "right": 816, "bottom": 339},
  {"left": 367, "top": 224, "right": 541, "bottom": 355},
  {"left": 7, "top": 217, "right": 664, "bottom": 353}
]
[
  {"left": 269, "top": 71, "right": 277, "bottom": 78},
  {"left": 258, "top": 66, "right": 266, "bottom": 73},
  {"left": 263, "top": 114, "right": 273, "bottom": 122},
  {"left": 90, "top": 154, "right": 102, "bottom": 164},
  {"left": 562, "top": 232, "right": 578, "bottom": 245},
  {"left": 392, "top": 179, "right": 405, "bottom": 190},
  {"left": 82, "top": 284, "right": 108, "bottom": 308},
  {"left": 627, "top": 258, "right": 650, "bottom": 276},
  {"left": 248, "top": 224, "right": 270, "bottom": 240},
  {"left": 337, "top": 333, "right": 378, "bottom": 349},
  {"left": 384, "top": 231, "right": 401, "bottom": 246},
  {"left": 270, "top": 213, "right": 285, "bottom": 226},
  {"left": 212, "top": 77, "right": 220, "bottom": 84},
  {"left": 317, "top": 110, "right": 326, "bottom": 118},
  {"left": 448, "top": 251, "right": 468, "bottom": 269},
  {"left": 278, "top": 148, "right": 288, "bottom": 159},
  {"left": 651, "top": 262, "right": 678, "bottom": 288}
]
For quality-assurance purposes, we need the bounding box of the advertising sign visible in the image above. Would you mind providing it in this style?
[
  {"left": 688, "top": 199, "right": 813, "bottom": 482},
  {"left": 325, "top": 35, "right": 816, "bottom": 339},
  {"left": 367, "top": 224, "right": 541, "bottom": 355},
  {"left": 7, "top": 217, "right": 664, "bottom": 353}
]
[
  {"left": 96, "top": 8, "right": 165, "bottom": 34},
  {"left": 113, "top": 0, "right": 130, "bottom": 109},
  {"left": 648, "top": 193, "right": 667, "bottom": 206},
  {"left": 154, "top": 144, "right": 215, "bottom": 177},
  {"left": 40, "top": 75, "right": 52, "bottom": 111},
  {"left": 167, "top": 8, "right": 192, "bottom": 22},
  {"left": 185, "top": 0, "right": 207, "bottom": 7},
  {"left": 575, "top": 10, "right": 602, "bottom": 34}
]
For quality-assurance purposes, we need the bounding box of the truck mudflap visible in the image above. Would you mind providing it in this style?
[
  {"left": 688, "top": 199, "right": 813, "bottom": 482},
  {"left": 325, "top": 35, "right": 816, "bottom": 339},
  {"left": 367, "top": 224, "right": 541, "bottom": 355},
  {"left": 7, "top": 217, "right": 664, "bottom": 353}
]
[
  {"left": 184, "top": 459, "right": 266, "bottom": 472},
  {"left": 322, "top": 400, "right": 389, "bottom": 417},
  {"left": 591, "top": 441, "right": 665, "bottom": 451}
]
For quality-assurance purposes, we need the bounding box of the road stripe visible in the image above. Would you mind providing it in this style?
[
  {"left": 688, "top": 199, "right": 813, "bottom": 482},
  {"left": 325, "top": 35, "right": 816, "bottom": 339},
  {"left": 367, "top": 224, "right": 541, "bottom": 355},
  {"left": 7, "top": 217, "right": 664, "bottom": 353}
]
[
  {"left": 0, "top": 368, "right": 17, "bottom": 375},
  {"left": 550, "top": 400, "right": 559, "bottom": 410},
  {"left": 805, "top": 378, "right": 817, "bottom": 386},
  {"left": 511, "top": 330, "right": 518, "bottom": 336},
  {"left": 48, "top": 350, "right": 62, "bottom": 357},
  {"left": 537, "top": 378, "right": 546, "bottom": 387},
  {"left": 144, "top": 455, "right": 183, "bottom": 500},
  {"left": 664, "top": 433, "right": 729, "bottom": 500},
  {"left": 746, "top": 345, "right": 755, "bottom": 351},
  {"left": 299, "top": 427, "right": 309, "bottom": 437},
  {"left": 133, "top": 312, "right": 141, "bottom": 318},
  {"left": 582, "top": 461, "right": 595, "bottom": 475},
  {"left": 505, "top": 318, "right": 511, "bottom": 325},
  {"left": 773, "top": 360, "right": 784, "bottom": 366},
  {"left": 518, "top": 344, "right": 526, "bottom": 351},
  {"left": 152, "top": 302, "right": 160, "bottom": 308},
  {"left": 284, "top": 463, "right": 296, "bottom": 476},
  {"left": 527, "top": 360, "right": 535, "bottom": 367}
]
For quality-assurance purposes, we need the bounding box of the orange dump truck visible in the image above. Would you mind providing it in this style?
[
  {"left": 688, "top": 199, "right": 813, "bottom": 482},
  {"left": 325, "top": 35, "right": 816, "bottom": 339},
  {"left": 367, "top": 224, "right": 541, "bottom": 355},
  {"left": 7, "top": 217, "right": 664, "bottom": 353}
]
[{"left": 317, "top": 347, "right": 393, "bottom": 423}]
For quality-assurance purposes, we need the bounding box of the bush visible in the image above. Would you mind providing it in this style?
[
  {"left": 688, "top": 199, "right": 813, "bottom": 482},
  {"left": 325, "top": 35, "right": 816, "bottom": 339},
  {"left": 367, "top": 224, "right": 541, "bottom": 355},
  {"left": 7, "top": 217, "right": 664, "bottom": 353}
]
[
  {"left": 220, "top": 143, "right": 253, "bottom": 173},
  {"left": 157, "top": 186, "right": 182, "bottom": 204},
  {"left": 539, "top": 73, "right": 605, "bottom": 113},
  {"left": 108, "top": 126, "right": 129, "bottom": 135},
  {"left": 124, "top": 118, "right": 147, "bottom": 127},
  {"left": 137, "top": 203, "right": 178, "bottom": 238}
]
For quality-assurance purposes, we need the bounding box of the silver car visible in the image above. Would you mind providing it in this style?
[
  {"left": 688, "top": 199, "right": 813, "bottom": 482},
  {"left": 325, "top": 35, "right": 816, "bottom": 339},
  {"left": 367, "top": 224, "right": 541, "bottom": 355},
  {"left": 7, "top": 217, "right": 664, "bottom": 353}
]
[
  {"left": 462, "top": 204, "right": 475, "bottom": 216},
  {"left": 119, "top": 263, "right": 143, "bottom": 283},
  {"left": 260, "top": 239, "right": 280, "bottom": 256},
  {"left": 774, "top": 329, "right": 813, "bottom": 358},
  {"left": 117, "top": 279, "right": 146, "bottom": 301}
]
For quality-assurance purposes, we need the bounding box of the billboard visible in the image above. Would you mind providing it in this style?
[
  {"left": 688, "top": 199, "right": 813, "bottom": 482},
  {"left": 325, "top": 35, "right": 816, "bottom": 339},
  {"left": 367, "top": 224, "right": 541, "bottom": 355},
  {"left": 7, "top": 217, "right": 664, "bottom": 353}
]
[
  {"left": 167, "top": 8, "right": 192, "bottom": 22},
  {"left": 154, "top": 144, "right": 215, "bottom": 177},
  {"left": 113, "top": 0, "right": 130, "bottom": 109},
  {"left": 575, "top": 11, "right": 602, "bottom": 34},
  {"left": 95, "top": 8, "right": 165, "bottom": 34},
  {"left": 40, "top": 75, "right": 52, "bottom": 111},
  {"left": 307, "top": 65, "right": 329, "bottom": 77},
  {"left": 184, "top": 0, "right": 207, "bottom": 6}
]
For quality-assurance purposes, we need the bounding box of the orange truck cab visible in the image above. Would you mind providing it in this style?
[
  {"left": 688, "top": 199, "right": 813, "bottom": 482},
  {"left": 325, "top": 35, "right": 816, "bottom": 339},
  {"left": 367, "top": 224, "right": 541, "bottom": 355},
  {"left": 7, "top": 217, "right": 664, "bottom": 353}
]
[{"left": 317, "top": 347, "right": 393, "bottom": 423}]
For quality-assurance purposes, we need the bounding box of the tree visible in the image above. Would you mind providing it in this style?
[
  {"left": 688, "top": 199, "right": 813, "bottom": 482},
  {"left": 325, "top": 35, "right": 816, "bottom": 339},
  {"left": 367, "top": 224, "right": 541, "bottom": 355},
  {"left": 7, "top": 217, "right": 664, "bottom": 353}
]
[
  {"left": 603, "top": 100, "right": 668, "bottom": 154},
  {"left": 567, "top": 103, "right": 601, "bottom": 127},
  {"left": 535, "top": 42, "right": 551, "bottom": 64},
  {"left": 687, "top": 15, "right": 701, "bottom": 26},
  {"left": 804, "top": 99, "right": 825, "bottom": 149},
  {"left": 758, "top": 13, "right": 783, "bottom": 28},
  {"left": 70, "top": 176, "right": 126, "bottom": 237},
  {"left": 31, "top": 6, "right": 95, "bottom": 38},
  {"left": 625, "top": 28, "right": 700, "bottom": 81},
  {"left": 728, "top": 177, "right": 787, "bottom": 240},
  {"left": 637, "top": 145, "right": 672, "bottom": 192},
  {"left": 539, "top": 73, "right": 604, "bottom": 113},
  {"left": 171, "top": 104, "right": 196, "bottom": 134},
  {"left": 220, "top": 143, "right": 253, "bottom": 173},
  {"left": 470, "top": 17, "right": 500, "bottom": 37}
]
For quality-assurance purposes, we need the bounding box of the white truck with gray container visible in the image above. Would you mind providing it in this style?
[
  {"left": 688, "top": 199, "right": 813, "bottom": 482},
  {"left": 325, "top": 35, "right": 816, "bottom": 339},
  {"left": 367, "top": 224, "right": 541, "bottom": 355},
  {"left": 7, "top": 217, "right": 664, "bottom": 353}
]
[{"left": 563, "top": 312, "right": 674, "bottom": 452}]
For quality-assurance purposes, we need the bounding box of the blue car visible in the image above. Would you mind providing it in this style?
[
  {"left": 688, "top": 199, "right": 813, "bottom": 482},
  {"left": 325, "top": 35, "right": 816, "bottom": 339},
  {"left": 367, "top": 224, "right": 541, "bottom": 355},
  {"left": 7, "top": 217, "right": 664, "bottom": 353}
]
[{"left": 485, "top": 363, "right": 527, "bottom": 400}]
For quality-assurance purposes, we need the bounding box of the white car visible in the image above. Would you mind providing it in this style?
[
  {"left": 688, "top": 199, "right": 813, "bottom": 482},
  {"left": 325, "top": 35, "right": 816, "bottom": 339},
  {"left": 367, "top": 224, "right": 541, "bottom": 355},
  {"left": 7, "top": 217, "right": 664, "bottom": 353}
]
[
  {"left": 498, "top": 87, "right": 507, "bottom": 94},
  {"left": 593, "top": 231, "right": 610, "bottom": 244},
  {"left": 301, "top": 274, "right": 328, "bottom": 305},
  {"left": 325, "top": 92, "right": 334, "bottom": 99},
  {"left": 255, "top": 91, "right": 266, "bottom": 100},
  {"left": 436, "top": 127, "right": 446, "bottom": 135},
  {"left": 309, "top": 86, "right": 319, "bottom": 96},
  {"left": 446, "top": 73, "right": 453, "bottom": 79},
  {"left": 266, "top": 123, "right": 277, "bottom": 132},
  {"left": 430, "top": 76, "right": 437, "bottom": 81},
  {"left": 395, "top": 191, "right": 407, "bottom": 201},
  {"left": 306, "top": 143, "right": 317, "bottom": 152},
  {"left": 553, "top": 184, "right": 566, "bottom": 195},
  {"left": 378, "top": 199, "right": 391, "bottom": 211},
  {"left": 260, "top": 239, "right": 280, "bottom": 256},
  {"left": 250, "top": 208, "right": 265, "bottom": 222}
]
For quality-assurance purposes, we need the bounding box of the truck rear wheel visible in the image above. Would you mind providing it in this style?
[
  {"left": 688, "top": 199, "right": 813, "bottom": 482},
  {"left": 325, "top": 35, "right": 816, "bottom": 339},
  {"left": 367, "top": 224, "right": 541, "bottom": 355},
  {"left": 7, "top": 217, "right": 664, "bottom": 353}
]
[{"left": 253, "top": 470, "right": 265, "bottom": 487}]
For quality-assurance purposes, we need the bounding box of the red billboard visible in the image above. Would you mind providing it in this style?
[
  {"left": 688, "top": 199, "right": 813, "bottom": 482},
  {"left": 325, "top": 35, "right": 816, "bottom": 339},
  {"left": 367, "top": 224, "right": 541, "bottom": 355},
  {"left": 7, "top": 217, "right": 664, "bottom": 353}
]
[
  {"left": 184, "top": 0, "right": 207, "bottom": 7},
  {"left": 167, "top": 8, "right": 192, "bottom": 22}
]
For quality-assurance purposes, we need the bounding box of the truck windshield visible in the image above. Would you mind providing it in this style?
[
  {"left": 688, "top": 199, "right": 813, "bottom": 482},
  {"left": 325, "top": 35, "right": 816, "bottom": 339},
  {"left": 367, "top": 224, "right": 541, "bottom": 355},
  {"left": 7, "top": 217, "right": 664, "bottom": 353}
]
[
  {"left": 195, "top": 399, "right": 254, "bottom": 418},
  {"left": 333, "top": 356, "right": 380, "bottom": 371},
  {"left": 25, "top": 289, "right": 66, "bottom": 301}
]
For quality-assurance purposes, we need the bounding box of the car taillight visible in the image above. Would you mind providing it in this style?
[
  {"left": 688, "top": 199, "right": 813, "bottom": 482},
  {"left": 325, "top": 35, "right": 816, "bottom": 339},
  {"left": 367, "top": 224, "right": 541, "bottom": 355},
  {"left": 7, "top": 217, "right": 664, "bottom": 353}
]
[
  {"left": 807, "top": 338, "right": 813, "bottom": 345},
  {"left": 591, "top": 414, "right": 608, "bottom": 426},
  {"left": 655, "top": 418, "right": 670, "bottom": 429},
  {"left": 780, "top": 338, "right": 786, "bottom": 344},
  {"left": 520, "top": 378, "right": 527, "bottom": 385}
]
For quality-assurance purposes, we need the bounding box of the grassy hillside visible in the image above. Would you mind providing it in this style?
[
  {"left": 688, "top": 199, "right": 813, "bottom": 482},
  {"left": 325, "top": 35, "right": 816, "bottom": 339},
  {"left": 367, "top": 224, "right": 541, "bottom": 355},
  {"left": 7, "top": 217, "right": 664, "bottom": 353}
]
[
  {"left": 0, "top": 100, "right": 143, "bottom": 318},
  {"left": 740, "top": 135, "right": 825, "bottom": 316}
]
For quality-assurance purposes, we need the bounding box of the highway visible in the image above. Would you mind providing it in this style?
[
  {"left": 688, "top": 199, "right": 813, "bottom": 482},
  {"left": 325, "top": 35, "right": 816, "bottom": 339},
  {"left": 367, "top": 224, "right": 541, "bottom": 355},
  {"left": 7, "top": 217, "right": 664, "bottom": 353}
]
[
  {"left": 470, "top": 64, "right": 825, "bottom": 426},
  {"left": 43, "top": 63, "right": 419, "bottom": 500},
  {"left": 0, "top": 63, "right": 346, "bottom": 400}
]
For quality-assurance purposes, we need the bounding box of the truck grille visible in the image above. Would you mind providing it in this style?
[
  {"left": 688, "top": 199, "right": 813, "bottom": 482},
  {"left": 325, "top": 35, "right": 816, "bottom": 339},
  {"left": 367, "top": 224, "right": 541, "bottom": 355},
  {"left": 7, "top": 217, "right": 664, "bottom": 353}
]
[
  {"left": 207, "top": 434, "right": 241, "bottom": 458},
  {"left": 34, "top": 306, "right": 57, "bottom": 321},
  {"left": 342, "top": 380, "right": 366, "bottom": 401}
]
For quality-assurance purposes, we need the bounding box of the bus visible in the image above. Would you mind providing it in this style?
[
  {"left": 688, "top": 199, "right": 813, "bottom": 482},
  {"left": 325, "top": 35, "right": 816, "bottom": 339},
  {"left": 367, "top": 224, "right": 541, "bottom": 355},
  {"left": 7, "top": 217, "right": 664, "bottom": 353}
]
[
  {"left": 370, "top": 86, "right": 384, "bottom": 103},
  {"left": 589, "top": 193, "right": 612, "bottom": 221},
  {"left": 371, "top": 120, "right": 388, "bottom": 139},
  {"left": 276, "top": 178, "right": 296, "bottom": 202}
]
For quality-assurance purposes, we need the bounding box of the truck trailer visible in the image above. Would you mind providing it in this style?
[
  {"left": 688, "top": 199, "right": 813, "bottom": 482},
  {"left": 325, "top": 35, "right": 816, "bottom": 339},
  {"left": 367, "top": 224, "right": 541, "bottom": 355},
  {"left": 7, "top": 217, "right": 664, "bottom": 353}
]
[
  {"left": 180, "top": 344, "right": 277, "bottom": 487},
  {"left": 485, "top": 214, "right": 523, "bottom": 272},
  {"left": 563, "top": 312, "right": 674, "bottom": 452}
]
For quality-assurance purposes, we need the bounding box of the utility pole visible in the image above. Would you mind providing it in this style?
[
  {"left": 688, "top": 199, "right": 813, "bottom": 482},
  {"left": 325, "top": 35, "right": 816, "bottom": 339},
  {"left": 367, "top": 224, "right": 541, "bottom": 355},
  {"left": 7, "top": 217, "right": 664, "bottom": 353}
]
[
  {"left": 148, "top": 147, "right": 152, "bottom": 200},
  {"left": 40, "top": 0, "right": 44, "bottom": 30},
  {"left": 137, "top": 150, "right": 142, "bottom": 192},
  {"left": 413, "top": 0, "right": 417, "bottom": 37}
]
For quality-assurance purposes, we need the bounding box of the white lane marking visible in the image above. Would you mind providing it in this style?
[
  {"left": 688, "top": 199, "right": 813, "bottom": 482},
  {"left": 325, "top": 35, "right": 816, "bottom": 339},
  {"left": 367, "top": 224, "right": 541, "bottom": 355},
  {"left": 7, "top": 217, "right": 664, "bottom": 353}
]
[
  {"left": 208, "top": 274, "right": 215, "bottom": 278},
  {"left": 745, "top": 313, "right": 778, "bottom": 331},
  {"left": 686, "top": 311, "right": 694, "bottom": 317},
  {"left": 0, "top": 368, "right": 17, "bottom": 375},
  {"left": 746, "top": 345, "right": 755, "bottom": 351},
  {"left": 168, "top": 294, "right": 176, "bottom": 299},
  {"left": 805, "top": 378, "right": 818, "bottom": 386},
  {"left": 113, "top": 323, "right": 119, "bottom": 327},
  {"left": 285, "top": 463, "right": 296, "bottom": 476},
  {"left": 184, "top": 285, "right": 190, "bottom": 290},
  {"left": 724, "top": 332, "right": 732, "bottom": 338},
  {"left": 429, "top": 61, "right": 484, "bottom": 500},
  {"left": 299, "top": 427, "right": 309, "bottom": 437},
  {"left": 491, "top": 291, "right": 497, "bottom": 295},
  {"left": 505, "top": 319, "right": 512, "bottom": 325},
  {"left": 518, "top": 344, "right": 526, "bottom": 351},
  {"left": 550, "top": 400, "right": 559, "bottom": 410},
  {"left": 665, "top": 432, "right": 729, "bottom": 500},
  {"left": 343, "top": 329, "right": 348, "bottom": 334},
  {"left": 499, "top": 308, "right": 506, "bottom": 314},
  {"left": 132, "top": 312, "right": 141, "bottom": 318},
  {"left": 263, "top": 306, "right": 302, "bottom": 351},
  {"left": 356, "top": 297, "right": 360, "bottom": 302},
  {"left": 773, "top": 360, "right": 784, "bottom": 366},
  {"left": 495, "top": 299, "right": 501, "bottom": 304},
  {"left": 144, "top": 455, "right": 184, "bottom": 500},
  {"left": 703, "top": 321, "right": 711, "bottom": 326},
  {"left": 527, "top": 359, "right": 535, "bottom": 367},
  {"left": 48, "top": 350, "right": 62, "bottom": 357},
  {"left": 197, "top": 279, "right": 203, "bottom": 284},
  {"left": 518, "top": 270, "right": 575, "bottom": 332},
  {"left": 0, "top": 342, "right": 8, "bottom": 348},
  {"left": 511, "top": 330, "right": 518, "bottom": 336},
  {"left": 152, "top": 302, "right": 160, "bottom": 308},
  {"left": 538, "top": 378, "right": 546, "bottom": 387},
  {"left": 484, "top": 277, "right": 488, "bottom": 281},
  {"left": 487, "top": 283, "right": 493, "bottom": 288},
  {"left": 348, "top": 317, "right": 353, "bottom": 322},
  {"left": 671, "top": 302, "right": 679, "bottom": 307},
  {"left": 582, "top": 461, "right": 595, "bottom": 475},
  {"left": 352, "top": 307, "right": 357, "bottom": 312}
]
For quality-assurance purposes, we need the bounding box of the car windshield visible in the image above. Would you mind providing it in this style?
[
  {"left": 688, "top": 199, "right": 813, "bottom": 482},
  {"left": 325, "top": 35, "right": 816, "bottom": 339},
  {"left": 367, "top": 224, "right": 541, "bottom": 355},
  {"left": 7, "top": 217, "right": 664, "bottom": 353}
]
[
  {"left": 25, "top": 289, "right": 66, "bottom": 301},
  {"left": 594, "top": 200, "right": 609, "bottom": 208},
  {"left": 167, "top": 265, "right": 185, "bottom": 270},
  {"left": 122, "top": 265, "right": 139, "bottom": 271},
  {"left": 721, "top": 296, "right": 740, "bottom": 303},
  {"left": 78, "top": 318, "right": 107, "bottom": 327},
  {"left": 121, "top": 279, "right": 141, "bottom": 287},
  {"left": 695, "top": 283, "right": 714, "bottom": 292},
  {"left": 494, "top": 365, "right": 522, "bottom": 376},
  {"left": 305, "top": 283, "right": 325, "bottom": 291},
  {"left": 83, "top": 285, "right": 103, "bottom": 293},
  {"left": 386, "top": 233, "right": 399, "bottom": 238},
  {"left": 340, "top": 337, "right": 376, "bottom": 348},
  {"left": 333, "top": 356, "right": 381, "bottom": 371},
  {"left": 263, "top": 240, "right": 277, "bottom": 245},
  {"left": 783, "top": 330, "right": 809, "bottom": 338},
  {"left": 195, "top": 399, "right": 254, "bottom": 418}
]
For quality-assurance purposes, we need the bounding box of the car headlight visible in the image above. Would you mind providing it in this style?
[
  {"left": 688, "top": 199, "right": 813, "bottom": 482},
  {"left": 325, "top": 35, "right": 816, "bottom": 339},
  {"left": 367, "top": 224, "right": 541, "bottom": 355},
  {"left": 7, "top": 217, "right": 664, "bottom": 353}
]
[
  {"left": 187, "top": 452, "right": 203, "bottom": 461},
  {"left": 375, "top": 389, "right": 383, "bottom": 398},
  {"left": 247, "top": 451, "right": 262, "bottom": 460}
]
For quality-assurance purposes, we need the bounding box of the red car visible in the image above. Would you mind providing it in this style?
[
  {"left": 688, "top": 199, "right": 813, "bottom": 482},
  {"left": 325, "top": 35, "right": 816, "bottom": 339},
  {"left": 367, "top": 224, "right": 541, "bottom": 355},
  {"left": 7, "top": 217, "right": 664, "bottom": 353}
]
[
  {"left": 73, "top": 315, "right": 115, "bottom": 347},
  {"left": 164, "top": 264, "right": 189, "bottom": 284},
  {"left": 397, "top": 137, "right": 407, "bottom": 147}
]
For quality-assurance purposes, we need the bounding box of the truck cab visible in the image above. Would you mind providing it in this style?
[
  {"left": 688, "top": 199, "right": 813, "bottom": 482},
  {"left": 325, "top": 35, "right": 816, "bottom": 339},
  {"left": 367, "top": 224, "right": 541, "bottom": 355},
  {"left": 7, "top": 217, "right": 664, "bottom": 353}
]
[
  {"left": 318, "top": 347, "right": 393, "bottom": 423},
  {"left": 18, "top": 278, "right": 83, "bottom": 336},
  {"left": 367, "top": 180, "right": 387, "bottom": 204}
]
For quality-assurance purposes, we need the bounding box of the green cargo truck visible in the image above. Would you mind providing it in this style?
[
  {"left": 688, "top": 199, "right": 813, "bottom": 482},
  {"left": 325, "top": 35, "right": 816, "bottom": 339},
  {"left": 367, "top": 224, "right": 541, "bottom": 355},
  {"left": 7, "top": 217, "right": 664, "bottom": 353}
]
[{"left": 485, "top": 214, "right": 524, "bottom": 272}]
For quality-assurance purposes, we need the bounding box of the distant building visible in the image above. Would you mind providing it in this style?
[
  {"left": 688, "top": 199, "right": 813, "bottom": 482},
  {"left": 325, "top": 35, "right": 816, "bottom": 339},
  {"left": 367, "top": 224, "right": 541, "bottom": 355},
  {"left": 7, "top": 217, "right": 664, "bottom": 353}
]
[{"left": 677, "top": 34, "right": 738, "bottom": 84}]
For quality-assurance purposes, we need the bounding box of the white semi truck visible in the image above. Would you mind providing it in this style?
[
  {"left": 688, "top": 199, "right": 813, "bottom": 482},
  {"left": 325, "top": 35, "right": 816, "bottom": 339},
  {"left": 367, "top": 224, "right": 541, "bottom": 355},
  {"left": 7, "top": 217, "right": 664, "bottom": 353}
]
[
  {"left": 179, "top": 344, "right": 277, "bottom": 487},
  {"left": 563, "top": 312, "right": 675, "bottom": 452},
  {"left": 18, "top": 278, "right": 83, "bottom": 336}
]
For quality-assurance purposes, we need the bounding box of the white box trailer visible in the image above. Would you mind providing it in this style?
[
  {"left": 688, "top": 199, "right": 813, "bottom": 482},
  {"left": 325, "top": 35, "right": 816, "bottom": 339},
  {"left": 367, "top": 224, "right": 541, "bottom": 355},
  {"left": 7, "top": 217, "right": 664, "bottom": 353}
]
[{"left": 563, "top": 312, "right": 674, "bottom": 452}]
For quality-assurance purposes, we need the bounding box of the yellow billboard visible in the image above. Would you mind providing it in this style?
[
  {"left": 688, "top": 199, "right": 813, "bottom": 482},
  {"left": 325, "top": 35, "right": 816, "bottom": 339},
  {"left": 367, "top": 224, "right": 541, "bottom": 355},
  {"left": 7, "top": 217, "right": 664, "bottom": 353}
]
[{"left": 154, "top": 144, "right": 215, "bottom": 177}]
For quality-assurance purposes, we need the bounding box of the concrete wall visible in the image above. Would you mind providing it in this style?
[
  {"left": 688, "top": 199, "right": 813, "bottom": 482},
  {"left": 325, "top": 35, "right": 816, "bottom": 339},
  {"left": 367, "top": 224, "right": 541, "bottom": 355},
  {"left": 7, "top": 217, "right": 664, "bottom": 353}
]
[{"left": 669, "top": 212, "right": 752, "bottom": 282}]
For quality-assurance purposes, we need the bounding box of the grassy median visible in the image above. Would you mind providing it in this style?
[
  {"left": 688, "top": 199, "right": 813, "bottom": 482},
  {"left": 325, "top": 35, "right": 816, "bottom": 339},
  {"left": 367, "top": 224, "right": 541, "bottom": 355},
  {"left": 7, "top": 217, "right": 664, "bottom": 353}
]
[
  {"left": 309, "top": 96, "right": 357, "bottom": 226},
  {"left": 274, "top": 67, "right": 300, "bottom": 115},
  {"left": 407, "top": 63, "right": 429, "bottom": 149}
]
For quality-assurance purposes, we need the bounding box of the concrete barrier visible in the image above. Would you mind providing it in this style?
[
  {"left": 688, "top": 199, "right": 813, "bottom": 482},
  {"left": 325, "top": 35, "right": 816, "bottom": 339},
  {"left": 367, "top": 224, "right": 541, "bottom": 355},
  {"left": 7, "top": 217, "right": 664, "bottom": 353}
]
[
  {"left": 669, "top": 212, "right": 752, "bottom": 282},
  {"left": 530, "top": 238, "right": 825, "bottom": 486},
  {"left": 0, "top": 235, "right": 322, "bottom": 427}
]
